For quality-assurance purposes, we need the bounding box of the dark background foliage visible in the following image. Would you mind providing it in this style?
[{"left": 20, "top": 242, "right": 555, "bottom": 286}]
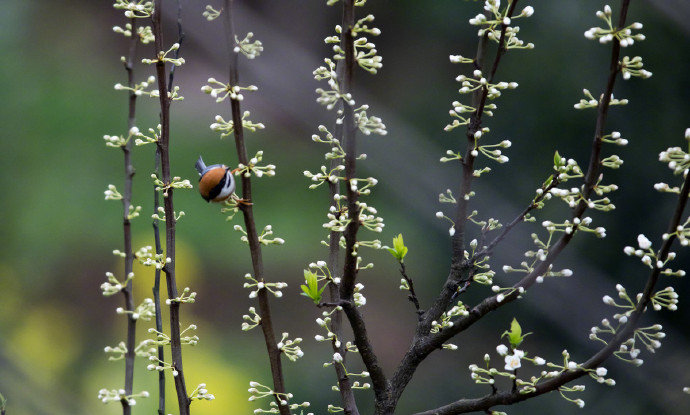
[{"left": 0, "top": 1, "right": 688, "bottom": 414}]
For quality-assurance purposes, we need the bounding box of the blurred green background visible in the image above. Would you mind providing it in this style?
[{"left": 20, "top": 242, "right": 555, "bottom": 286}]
[{"left": 1, "top": 0, "right": 689, "bottom": 414}]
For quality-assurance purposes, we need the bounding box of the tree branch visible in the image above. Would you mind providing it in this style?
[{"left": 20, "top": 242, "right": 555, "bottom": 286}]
[
  {"left": 384, "top": 1, "right": 638, "bottom": 411},
  {"left": 416, "top": 1, "right": 521, "bottom": 367},
  {"left": 151, "top": 2, "right": 183, "bottom": 413},
  {"left": 223, "top": 2, "right": 289, "bottom": 414},
  {"left": 416, "top": 131, "right": 689, "bottom": 415},
  {"left": 152, "top": 1, "right": 190, "bottom": 413},
  {"left": 120, "top": 15, "right": 139, "bottom": 415},
  {"left": 333, "top": 0, "right": 390, "bottom": 408},
  {"left": 393, "top": 1, "right": 634, "bottom": 413}
]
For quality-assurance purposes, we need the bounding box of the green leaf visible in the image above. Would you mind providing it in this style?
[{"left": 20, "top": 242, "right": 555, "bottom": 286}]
[
  {"left": 387, "top": 233, "right": 408, "bottom": 262},
  {"left": 501, "top": 318, "right": 532, "bottom": 348},
  {"left": 554, "top": 151, "right": 564, "bottom": 167},
  {"left": 300, "top": 270, "right": 323, "bottom": 304}
]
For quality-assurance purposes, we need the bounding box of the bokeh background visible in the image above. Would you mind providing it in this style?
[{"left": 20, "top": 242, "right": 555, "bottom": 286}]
[{"left": 1, "top": 0, "right": 689, "bottom": 414}]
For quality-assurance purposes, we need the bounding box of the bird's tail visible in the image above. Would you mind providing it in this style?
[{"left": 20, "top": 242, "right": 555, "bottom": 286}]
[{"left": 195, "top": 156, "right": 207, "bottom": 175}]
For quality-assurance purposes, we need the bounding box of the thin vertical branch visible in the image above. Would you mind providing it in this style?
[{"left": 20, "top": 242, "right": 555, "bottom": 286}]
[
  {"left": 151, "top": 3, "right": 183, "bottom": 414},
  {"left": 327, "top": 121, "right": 360, "bottom": 415},
  {"left": 335, "top": 0, "right": 390, "bottom": 410},
  {"left": 120, "top": 15, "right": 139, "bottom": 415},
  {"left": 399, "top": 263, "right": 421, "bottom": 314},
  {"left": 151, "top": 1, "right": 190, "bottom": 413},
  {"left": 321, "top": 1, "right": 360, "bottom": 413},
  {"left": 151, "top": 163, "right": 166, "bottom": 415},
  {"left": 223, "top": 2, "right": 289, "bottom": 414}
]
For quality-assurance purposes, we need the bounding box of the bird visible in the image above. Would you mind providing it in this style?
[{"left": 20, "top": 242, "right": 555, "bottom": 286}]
[{"left": 195, "top": 156, "right": 236, "bottom": 203}]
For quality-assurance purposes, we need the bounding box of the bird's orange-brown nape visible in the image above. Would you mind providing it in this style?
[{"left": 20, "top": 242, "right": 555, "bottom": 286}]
[{"left": 198, "top": 167, "right": 227, "bottom": 199}]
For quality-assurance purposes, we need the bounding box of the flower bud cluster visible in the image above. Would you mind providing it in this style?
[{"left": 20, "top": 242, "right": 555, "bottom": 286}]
[
  {"left": 202, "top": 5, "right": 221, "bottom": 21},
  {"left": 328, "top": 15, "right": 383, "bottom": 74},
  {"left": 101, "top": 271, "right": 134, "bottom": 296},
  {"left": 584, "top": 5, "right": 645, "bottom": 48},
  {"left": 210, "top": 111, "right": 265, "bottom": 137},
  {"left": 113, "top": 0, "right": 153, "bottom": 18},
  {"left": 234, "top": 32, "right": 263, "bottom": 59},
  {"left": 241, "top": 307, "right": 261, "bottom": 331},
  {"left": 469, "top": 1, "right": 535, "bottom": 49},
  {"left": 234, "top": 151, "right": 277, "bottom": 179},
  {"left": 650, "top": 286, "right": 679, "bottom": 312},
  {"left": 201, "top": 78, "right": 258, "bottom": 102},
  {"left": 145, "top": 351, "right": 179, "bottom": 376},
  {"left": 474, "top": 137, "right": 511, "bottom": 164},
  {"left": 658, "top": 145, "right": 690, "bottom": 176},
  {"left": 142, "top": 43, "right": 185, "bottom": 67},
  {"left": 574, "top": 89, "right": 628, "bottom": 109},
  {"left": 132, "top": 124, "right": 161, "bottom": 146},
  {"left": 104, "top": 184, "right": 123, "bottom": 200},
  {"left": 190, "top": 383, "right": 216, "bottom": 401},
  {"left": 243, "top": 273, "right": 287, "bottom": 299},
  {"left": 277, "top": 332, "right": 305, "bottom": 362},
  {"left": 117, "top": 298, "right": 155, "bottom": 321},
  {"left": 623, "top": 234, "right": 669, "bottom": 269},
  {"left": 135, "top": 244, "right": 169, "bottom": 269},
  {"left": 620, "top": 55, "right": 652, "bottom": 80},
  {"left": 97, "top": 388, "right": 150, "bottom": 405},
  {"left": 354, "top": 105, "right": 387, "bottom": 136},
  {"left": 165, "top": 286, "right": 197, "bottom": 305},
  {"left": 430, "top": 301, "right": 470, "bottom": 333},
  {"left": 314, "top": 312, "right": 341, "bottom": 346},
  {"left": 114, "top": 76, "right": 161, "bottom": 98},
  {"left": 314, "top": 58, "right": 353, "bottom": 110},
  {"left": 151, "top": 173, "right": 193, "bottom": 197},
  {"left": 247, "top": 381, "right": 311, "bottom": 414},
  {"left": 113, "top": 23, "right": 154, "bottom": 44},
  {"left": 600, "top": 131, "right": 629, "bottom": 146}
]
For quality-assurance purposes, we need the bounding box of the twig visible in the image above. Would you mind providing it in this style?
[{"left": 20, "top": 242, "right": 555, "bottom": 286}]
[
  {"left": 317, "top": 300, "right": 352, "bottom": 308},
  {"left": 222, "top": 2, "right": 288, "bottom": 414},
  {"left": 451, "top": 1, "right": 519, "bottom": 265},
  {"left": 399, "top": 263, "right": 422, "bottom": 315},
  {"left": 120, "top": 15, "right": 139, "bottom": 415},
  {"left": 476, "top": 176, "right": 560, "bottom": 258},
  {"left": 151, "top": 1, "right": 190, "bottom": 413}
]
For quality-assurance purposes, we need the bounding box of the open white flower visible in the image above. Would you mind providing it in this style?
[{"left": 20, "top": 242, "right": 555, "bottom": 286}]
[{"left": 504, "top": 351, "right": 522, "bottom": 371}]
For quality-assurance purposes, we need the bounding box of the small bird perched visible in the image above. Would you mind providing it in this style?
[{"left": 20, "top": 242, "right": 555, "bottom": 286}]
[{"left": 195, "top": 156, "right": 236, "bottom": 203}]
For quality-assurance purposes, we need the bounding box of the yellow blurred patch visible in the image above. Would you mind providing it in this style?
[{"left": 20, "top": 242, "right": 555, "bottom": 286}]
[
  {"left": 185, "top": 349, "right": 253, "bottom": 414},
  {"left": 8, "top": 304, "right": 81, "bottom": 386}
]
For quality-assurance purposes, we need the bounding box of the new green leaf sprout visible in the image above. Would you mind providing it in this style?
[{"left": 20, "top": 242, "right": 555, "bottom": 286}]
[
  {"left": 386, "top": 233, "right": 408, "bottom": 262},
  {"left": 301, "top": 270, "right": 326, "bottom": 304},
  {"left": 502, "top": 318, "right": 532, "bottom": 349}
]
